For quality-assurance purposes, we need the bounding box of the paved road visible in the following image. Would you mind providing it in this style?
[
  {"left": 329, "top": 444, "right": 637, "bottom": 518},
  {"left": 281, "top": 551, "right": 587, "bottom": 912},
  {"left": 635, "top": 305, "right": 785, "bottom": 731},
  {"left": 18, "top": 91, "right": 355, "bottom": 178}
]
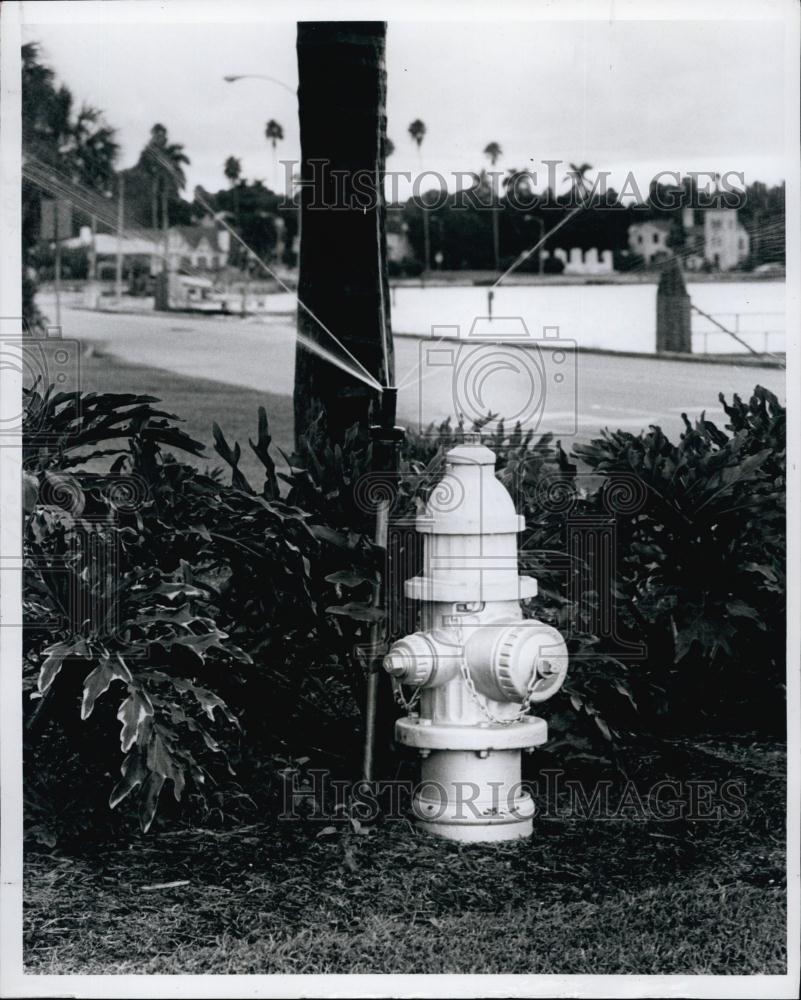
[{"left": 48, "top": 301, "right": 785, "bottom": 444}]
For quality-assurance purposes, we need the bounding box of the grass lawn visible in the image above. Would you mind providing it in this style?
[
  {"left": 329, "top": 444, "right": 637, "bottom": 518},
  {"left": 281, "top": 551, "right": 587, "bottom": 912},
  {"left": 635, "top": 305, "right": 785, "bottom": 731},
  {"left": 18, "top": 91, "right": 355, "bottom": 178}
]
[
  {"left": 75, "top": 347, "right": 601, "bottom": 485},
  {"left": 79, "top": 346, "right": 295, "bottom": 486},
  {"left": 23, "top": 736, "right": 787, "bottom": 975}
]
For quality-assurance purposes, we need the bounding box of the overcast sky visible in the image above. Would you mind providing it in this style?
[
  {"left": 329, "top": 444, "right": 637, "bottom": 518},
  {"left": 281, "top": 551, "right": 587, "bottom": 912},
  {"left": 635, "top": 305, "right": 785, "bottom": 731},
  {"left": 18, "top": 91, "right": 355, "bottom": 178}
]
[{"left": 22, "top": 14, "right": 788, "bottom": 198}]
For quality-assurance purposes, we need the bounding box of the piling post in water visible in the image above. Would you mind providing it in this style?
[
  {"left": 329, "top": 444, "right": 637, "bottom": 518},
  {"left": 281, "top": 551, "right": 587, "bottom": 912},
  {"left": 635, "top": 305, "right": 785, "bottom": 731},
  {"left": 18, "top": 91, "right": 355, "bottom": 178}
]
[{"left": 656, "top": 255, "right": 692, "bottom": 353}]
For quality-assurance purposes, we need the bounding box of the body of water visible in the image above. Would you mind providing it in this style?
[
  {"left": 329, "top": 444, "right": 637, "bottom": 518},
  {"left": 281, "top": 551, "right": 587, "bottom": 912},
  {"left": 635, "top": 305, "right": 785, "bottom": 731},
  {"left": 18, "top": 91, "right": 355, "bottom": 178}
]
[
  {"left": 255, "top": 279, "right": 785, "bottom": 354},
  {"left": 386, "top": 280, "right": 786, "bottom": 355}
]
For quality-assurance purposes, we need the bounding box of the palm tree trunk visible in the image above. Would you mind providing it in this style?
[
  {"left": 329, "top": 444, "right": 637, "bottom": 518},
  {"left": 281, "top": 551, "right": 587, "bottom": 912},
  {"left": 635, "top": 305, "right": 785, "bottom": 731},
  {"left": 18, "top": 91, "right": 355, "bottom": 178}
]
[
  {"left": 294, "top": 21, "right": 393, "bottom": 444},
  {"left": 161, "top": 186, "right": 169, "bottom": 273},
  {"left": 417, "top": 148, "right": 431, "bottom": 274}
]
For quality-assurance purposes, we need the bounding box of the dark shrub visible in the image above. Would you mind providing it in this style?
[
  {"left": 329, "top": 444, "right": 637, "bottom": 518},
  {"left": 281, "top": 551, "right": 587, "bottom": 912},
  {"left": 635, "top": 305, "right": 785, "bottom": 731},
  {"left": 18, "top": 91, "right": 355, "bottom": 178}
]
[
  {"left": 23, "top": 383, "right": 785, "bottom": 841},
  {"left": 570, "top": 386, "right": 785, "bottom": 733}
]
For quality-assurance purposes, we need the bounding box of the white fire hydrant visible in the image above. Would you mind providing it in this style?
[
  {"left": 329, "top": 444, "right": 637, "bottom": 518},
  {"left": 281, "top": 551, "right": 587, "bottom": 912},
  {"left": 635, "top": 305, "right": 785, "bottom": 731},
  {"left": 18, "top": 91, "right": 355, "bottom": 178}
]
[{"left": 383, "top": 440, "right": 568, "bottom": 842}]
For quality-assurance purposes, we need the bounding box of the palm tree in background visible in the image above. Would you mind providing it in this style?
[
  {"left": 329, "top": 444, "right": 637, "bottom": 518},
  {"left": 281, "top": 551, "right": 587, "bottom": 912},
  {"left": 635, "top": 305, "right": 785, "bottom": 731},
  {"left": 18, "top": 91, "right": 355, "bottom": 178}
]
[
  {"left": 503, "top": 167, "right": 534, "bottom": 201},
  {"left": 265, "top": 119, "right": 284, "bottom": 191},
  {"left": 139, "top": 124, "right": 189, "bottom": 279},
  {"left": 504, "top": 168, "right": 544, "bottom": 274},
  {"left": 141, "top": 123, "right": 190, "bottom": 231},
  {"left": 224, "top": 156, "right": 243, "bottom": 266},
  {"left": 484, "top": 141, "right": 503, "bottom": 269},
  {"left": 22, "top": 44, "right": 120, "bottom": 192},
  {"left": 408, "top": 119, "right": 430, "bottom": 272},
  {"left": 484, "top": 142, "right": 502, "bottom": 166},
  {"left": 265, "top": 119, "right": 284, "bottom": 150},
  {"left": 21, "top": 42, "right": 120, "bottom": 326},
  {"left": 69, "top": 107, "right": 120, "bottom": 283},
  {"left": 408, "top": 119, "right": 426, "bottom": 148},
  {"left": 224, "top": 155, "right": 242, "bottom": 186},
  {"left": 68, "top": 106, "right": 120, "bottom": 194},
  {"left": 566, "top": 161, "right": 593, "bottom": 204}
]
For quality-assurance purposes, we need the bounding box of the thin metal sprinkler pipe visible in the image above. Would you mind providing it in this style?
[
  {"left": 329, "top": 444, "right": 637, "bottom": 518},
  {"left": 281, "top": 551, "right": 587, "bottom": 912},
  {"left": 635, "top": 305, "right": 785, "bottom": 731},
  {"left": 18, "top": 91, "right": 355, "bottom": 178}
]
[{"left": 362, "top": 386, "right": 404, "bottom": 783}]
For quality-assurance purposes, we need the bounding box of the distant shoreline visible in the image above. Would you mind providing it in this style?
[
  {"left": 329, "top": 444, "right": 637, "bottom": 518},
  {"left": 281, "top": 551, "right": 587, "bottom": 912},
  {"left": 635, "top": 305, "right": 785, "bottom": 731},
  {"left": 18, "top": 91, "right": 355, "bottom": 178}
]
[
  {"left": 38, "top": 270, "right": 784, "bottom": 299},
  {"left": 390, "top": 270, "right": 786, "bottom": 288}
]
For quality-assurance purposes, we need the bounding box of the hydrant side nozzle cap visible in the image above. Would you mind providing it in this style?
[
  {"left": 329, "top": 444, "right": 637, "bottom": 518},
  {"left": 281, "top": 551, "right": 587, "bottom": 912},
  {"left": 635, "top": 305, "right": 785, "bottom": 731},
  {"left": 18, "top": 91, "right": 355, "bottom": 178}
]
[
  {"left": 494, "top": 623, "right": 569, "bottom": 701},
  {"left": 383, "top": 634, "right": 436, "bottom": 686},
  {"left": 383, "top": 649, "right": 408, "bottom": 677}
]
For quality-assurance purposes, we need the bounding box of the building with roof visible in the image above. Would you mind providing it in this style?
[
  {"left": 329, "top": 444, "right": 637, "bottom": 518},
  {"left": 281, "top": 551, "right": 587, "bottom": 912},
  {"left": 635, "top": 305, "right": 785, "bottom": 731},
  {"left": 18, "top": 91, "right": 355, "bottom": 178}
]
[
  {"left": 681, "top": 206, "right": 749, "bottom": 271},
  {"left": 63, "top": 217, "right": 231, "bottom": 279},
  {"left": 626, "top": 207, "right": 750, "bottom": 272},
  {"left": 166, "top": 220, "right": 231, "bottom": 273},
  {"left": 627, "top": 219, "right": 673, "bottom": 265}
]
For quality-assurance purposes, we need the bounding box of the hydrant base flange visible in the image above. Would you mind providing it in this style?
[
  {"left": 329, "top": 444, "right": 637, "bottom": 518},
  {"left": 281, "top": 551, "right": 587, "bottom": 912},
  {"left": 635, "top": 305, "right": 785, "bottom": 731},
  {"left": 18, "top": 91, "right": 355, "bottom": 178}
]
[
  {"left": 414, "top": 810, "right": 534, "bottom": 844},
  {"left": 396, "top": 715, "right": 547, "bottom": 751},
  {"left": 412, "top": 748, "right": 538, "bottom": 843}
]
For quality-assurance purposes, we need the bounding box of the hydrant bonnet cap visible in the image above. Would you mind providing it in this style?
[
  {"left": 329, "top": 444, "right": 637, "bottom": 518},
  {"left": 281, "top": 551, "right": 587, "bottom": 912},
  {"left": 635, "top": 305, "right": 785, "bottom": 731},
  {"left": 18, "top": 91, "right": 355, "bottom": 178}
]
[
  {"left": 417, "top": 443, "right": 523, "bottom": 536},
  {"left": 445, "top": 443, "right": 497, "bottom": 466}
]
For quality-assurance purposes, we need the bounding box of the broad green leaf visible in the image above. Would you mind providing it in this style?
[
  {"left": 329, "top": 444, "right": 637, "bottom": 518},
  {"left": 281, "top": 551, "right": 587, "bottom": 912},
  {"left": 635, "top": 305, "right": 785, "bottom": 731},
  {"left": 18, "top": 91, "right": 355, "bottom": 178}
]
[
  {"left": 147, "top": 581, "right": 206, "bottom": 599},
  {"left": 310, "top": 524, "right": 352, "bottom": 549},
  {"left": 154, "top": 630, "right": 230, "bottom": 663},
  {"left": 725, "top": 599, "right": 761, "bottom": 621},
  {"left": 117, "top": 688, "right": 154, "bottom": 752},
  {"left": 38, "top": 639, "right": 90, "bottom": 694},
  {"left": 138, "top": 772, "right": 166, "bottom": 833},
  {"left": 146, "top": 730, "right": 186, "bottom": 802},
  {"left": 594, "top": 716, "right": 613, "bottom": 741},
  {"left": 324, "top": 570, "right": 371, "bottom": 588},
  {"left": 326, "top": 603, "right": 385, "bottom": 623},
  {"left": 109, "top": 751, "right": 148, "bottom": 809},
  {"left": 81, "top": 659, "right": 113, "bottom": 720},
  {"left": 743, "top": 562, "right": 778, "bottom": 583},
  {"left": 614, "top": 681, "right": 638, "bottom": 711},
  {"left": 171, "top": 677, "right": 239, "bottom": 726}
]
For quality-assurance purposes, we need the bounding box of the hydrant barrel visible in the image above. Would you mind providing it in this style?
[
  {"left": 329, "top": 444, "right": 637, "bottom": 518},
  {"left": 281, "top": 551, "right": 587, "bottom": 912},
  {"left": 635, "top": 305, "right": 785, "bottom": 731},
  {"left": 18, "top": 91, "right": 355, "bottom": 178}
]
[{"left": 384, "top": 440, "right": 568, "bottom": 842}]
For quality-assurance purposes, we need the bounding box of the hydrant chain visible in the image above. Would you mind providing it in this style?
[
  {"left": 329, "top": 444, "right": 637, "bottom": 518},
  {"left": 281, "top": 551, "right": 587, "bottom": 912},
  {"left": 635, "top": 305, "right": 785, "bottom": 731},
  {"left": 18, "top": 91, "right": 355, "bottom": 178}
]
[
  {"left": 457, "top": 653, "right": 536, "bottom": 727},
  {"left": 391, "top": 675, "right": 422, "bottom": 713}
]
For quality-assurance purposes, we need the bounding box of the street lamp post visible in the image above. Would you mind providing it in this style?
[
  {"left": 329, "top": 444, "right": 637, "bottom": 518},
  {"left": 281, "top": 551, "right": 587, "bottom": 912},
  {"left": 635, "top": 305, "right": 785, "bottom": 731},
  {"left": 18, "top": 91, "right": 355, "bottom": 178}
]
[
  {"left": 223, "top": 73, "right": 296, "bottom": 97},
  {"left": 223, "top": 73, "right": 296, "bottom": 196},
  {"left": 115, "top": 173, "right": 125, "bottom": 304},
  {"left": 528, "top": 215, "right": 545, "bottom": 274}
]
